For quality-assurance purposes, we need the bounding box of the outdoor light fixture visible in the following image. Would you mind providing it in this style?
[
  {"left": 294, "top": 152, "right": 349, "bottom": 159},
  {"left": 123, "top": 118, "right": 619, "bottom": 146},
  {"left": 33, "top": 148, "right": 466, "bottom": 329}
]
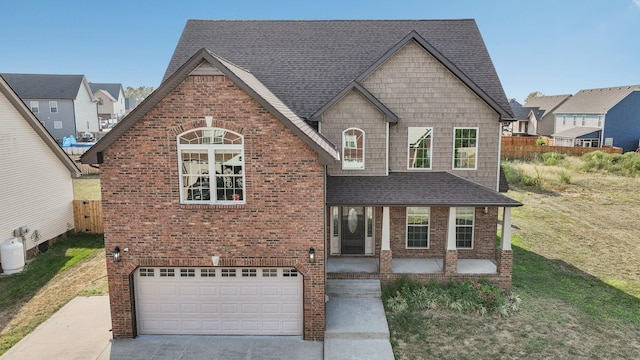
[
  {"left": 113, "top": 246, "right": 121, "bottom": 262},
  {"left": 309, "top": 247, "right": 316, "bottom": 263}
]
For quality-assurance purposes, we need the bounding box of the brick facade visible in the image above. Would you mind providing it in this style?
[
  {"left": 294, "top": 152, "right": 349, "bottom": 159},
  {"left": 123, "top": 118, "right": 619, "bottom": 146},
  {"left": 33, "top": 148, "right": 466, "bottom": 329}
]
[{"left": 101, "top": 75, "right": 326, "bottom": 340}]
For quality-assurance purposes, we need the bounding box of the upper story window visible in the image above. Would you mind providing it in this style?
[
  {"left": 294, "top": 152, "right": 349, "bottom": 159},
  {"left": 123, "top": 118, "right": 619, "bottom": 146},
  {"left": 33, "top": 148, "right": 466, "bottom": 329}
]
[
  {"left": 455, "top": 207, "right": 474, "bottom": 249},
  {"left": 342, "top": 128, "right": 364, "bottom": 170},
  {"left": 49, "top": 101, "right": 58, "bottom": 113},
  {"left": 407, "top": 207, "right": 430, "bottom": 248},
  {"left": 30, "top": 101, "right": 39, "bottom": 113},
  {"left": 178, "top": 128, "right": 245, "bottom": 205},
  {"left": 453, "top": 127, "right": 477, "bottom": 170},
  {"left": 408, "top": 127, "right": 432, "bottom": 170}
]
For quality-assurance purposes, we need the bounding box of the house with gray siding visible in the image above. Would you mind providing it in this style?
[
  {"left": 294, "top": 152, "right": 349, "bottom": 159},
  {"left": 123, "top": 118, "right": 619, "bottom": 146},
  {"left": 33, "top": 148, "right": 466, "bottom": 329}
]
[
  {"left": 552, "top": 85, "right": 640, "bottom": 151},
  {"left": 81, "top": 19, "right": 521, "bottom": 340},
  {"left": 89, "top": 82, "right": 126, "bottom": 122},
  {"left": 1, "top": 73, "right": 100, "bottom": 142},
  {"left": 521, "top": 94, "right": 572, "bottom": 136},
  {"left": 0, "top": 75, "right": 80, "bottom": 272}
]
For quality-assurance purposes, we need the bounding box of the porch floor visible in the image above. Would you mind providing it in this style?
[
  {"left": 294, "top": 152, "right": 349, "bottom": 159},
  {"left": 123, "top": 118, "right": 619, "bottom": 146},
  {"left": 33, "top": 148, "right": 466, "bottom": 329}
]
[{"left": 327, "top": 257, "right": 497, "bottom": 274}]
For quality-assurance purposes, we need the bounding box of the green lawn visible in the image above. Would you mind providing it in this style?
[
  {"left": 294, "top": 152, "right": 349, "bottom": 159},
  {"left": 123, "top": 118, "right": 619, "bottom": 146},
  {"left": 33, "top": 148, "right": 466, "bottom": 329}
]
[
  {"left": 385, "top": 154, "right": 640, "bottom": 359},
  {"left": 0, "top": 234, "right": 106, "bottom": 356}
]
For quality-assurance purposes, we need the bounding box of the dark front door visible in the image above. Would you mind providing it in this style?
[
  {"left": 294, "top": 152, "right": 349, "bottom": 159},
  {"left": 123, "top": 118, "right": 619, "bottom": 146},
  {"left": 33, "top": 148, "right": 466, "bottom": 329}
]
[{"left": 341, "top": 206, "right": 365, "bottom": 254}]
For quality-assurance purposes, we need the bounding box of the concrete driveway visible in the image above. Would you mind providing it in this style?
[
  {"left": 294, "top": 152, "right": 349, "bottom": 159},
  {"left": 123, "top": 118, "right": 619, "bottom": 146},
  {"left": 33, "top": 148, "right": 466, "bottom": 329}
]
[{"left": 0, "top": 296, "right": 323, "bottom": 360}]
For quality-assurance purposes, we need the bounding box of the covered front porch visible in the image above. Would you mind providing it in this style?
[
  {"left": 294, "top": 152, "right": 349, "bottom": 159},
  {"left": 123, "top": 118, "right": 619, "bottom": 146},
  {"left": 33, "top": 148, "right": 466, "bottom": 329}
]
[{"left": 325, "top": 172, "right": 522, "bottom": 288}]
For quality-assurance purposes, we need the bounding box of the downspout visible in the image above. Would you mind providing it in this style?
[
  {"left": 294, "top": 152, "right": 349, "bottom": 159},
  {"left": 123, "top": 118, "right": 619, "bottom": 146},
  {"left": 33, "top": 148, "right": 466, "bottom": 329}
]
[{"left": 496, "top": 115, "right": 503, "bottom": 192}]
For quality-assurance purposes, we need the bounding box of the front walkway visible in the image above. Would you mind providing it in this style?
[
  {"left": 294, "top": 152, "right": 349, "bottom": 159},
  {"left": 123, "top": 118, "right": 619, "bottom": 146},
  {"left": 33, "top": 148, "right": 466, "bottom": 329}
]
[{"left": 324, "top": 280, "right": 395, "bottom": 360}]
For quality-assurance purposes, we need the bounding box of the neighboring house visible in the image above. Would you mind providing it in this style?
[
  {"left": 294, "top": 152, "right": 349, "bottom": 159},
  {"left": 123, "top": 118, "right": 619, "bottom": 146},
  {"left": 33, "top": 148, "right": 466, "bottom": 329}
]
[
  {"left": 508, "top": 99, "right": 535, "bottom": 136},
  {"left": 81, "top": 20, "right": 521, "bottom": 340},
  {"left": 552, "top": 85, "right": 640, "bottom": 151},
  {"left": 124, "top": 97, "right": 139, "bottom": 115},
  {"left": 1, "top": 73, "right": 100, "bottom": 142},
  {"left": 89, "top": 82, "right": 126, "bottom": 122},
  {"left": 522, "top": 94, "right": 572, "bottom": 136},
  {"left": 0, "top": 75, "right": 81, "bottom": 271}
]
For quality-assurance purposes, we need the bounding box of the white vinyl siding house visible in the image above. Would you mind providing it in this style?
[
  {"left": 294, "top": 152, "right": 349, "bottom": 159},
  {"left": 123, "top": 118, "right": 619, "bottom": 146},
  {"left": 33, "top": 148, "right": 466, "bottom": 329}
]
[
  {"left": 0, "top": 76, "right": 80, "bottom": 259},
  {"left": 75, "top": 80, "right": 100, "bottom": 134}
]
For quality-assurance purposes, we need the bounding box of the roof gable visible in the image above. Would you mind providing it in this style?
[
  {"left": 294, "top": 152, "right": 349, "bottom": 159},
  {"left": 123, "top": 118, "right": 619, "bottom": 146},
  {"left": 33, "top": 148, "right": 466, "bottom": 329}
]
[
  {"left": 89, "top": 83, "right": 124, "bottom": 100},
  {"left": 81, "top": 48, "right": 340, "bottom": 165},
  {"left": 310, "top": 81, "right": 399, "bottom": 123},
  {"left": 0, "top": 73, "right": 86, "bottom": 100},
  {"left": 165, "top": 20, "right": 512, "bottom": 120},
  {"left": 0, "top": 75, "right": 80, "bottom": 176}
]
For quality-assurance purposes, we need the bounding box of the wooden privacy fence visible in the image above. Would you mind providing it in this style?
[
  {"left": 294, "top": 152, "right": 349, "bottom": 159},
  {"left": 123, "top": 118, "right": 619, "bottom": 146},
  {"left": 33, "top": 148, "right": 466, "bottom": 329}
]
[
  {"left": 73, "top": 200, "right": 103, "bottom": 233},
  {"left": 501, "top": 136, "right": 622, "bottom": 159}
]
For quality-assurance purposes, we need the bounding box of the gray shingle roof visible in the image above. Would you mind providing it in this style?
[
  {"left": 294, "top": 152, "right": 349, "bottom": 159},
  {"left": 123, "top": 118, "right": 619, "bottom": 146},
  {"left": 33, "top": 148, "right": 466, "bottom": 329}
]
[
  {"left": 509, "top": 99, "right": 529, "bottom": 120},
  {"left": 552, "top": 127, "right": 601, "bottom": 138},
  {"left": 326, "top": 172, "right": 521, "bottom": 207},
  {"left": 89, "top": 83, "right": 123, "bottom": 100},
  {"left": 165, "top": 20, "right": 512, "bottom": 120},
  {"left": 1, "top": 73, "right": 85, "bottom": 99},
  {"left": 554, "top": 86, "right": 640, "bottom": 114},
  {"left": 524, "top": 94, "right": 572, "bottom": 117}
]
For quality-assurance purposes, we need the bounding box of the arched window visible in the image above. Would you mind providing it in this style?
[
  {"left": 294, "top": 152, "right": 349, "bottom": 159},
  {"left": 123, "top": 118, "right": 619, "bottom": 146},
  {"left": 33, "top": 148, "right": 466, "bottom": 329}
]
[
  {"left": 342, "top": 128, "right": 364, "bottom": 170},
  {"left": 178, "top": 128, "right": 245, "bottom": 204}
]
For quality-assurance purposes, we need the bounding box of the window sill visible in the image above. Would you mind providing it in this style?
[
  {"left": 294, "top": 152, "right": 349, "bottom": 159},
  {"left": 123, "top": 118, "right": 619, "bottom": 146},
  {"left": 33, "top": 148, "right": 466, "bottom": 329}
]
[{"left": 179, "top": 203, "right": 246, "bottom": 210}]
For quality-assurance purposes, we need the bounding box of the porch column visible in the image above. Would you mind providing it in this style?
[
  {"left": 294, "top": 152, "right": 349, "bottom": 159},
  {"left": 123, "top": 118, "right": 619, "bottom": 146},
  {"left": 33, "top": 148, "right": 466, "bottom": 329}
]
[
  {"left": 444, "top": 207, "right": 458, "bottom": 275},
  {"left": 379, "top": 206, "right": 392, "bottom": 274},
  {"left": 498, "top": 207, "right": 514, "bottom": 278}
]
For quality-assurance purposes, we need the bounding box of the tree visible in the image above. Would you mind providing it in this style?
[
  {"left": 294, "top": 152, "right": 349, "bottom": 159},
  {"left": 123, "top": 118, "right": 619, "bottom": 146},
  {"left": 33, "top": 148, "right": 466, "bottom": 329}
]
[
  {"left": 124, "top": 86, "right": 154, "bottom": 101},
  {"left": 525, "top": 91, "right": 545, "bottom": 103}
]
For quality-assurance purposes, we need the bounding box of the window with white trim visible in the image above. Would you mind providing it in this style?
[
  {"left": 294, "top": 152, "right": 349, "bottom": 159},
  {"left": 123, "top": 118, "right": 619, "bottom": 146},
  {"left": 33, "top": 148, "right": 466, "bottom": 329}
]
[
  {"left": 406, "top": 207, "right": 429, "bottom": 248},
  {"left": 455, "top": 207, "right": 474, "bottom": 249},
  {"left": 30, "top": 101, "right": 39, "bottom": 113},
  {"left": 453, "top": 127, "right": 478, "bottom": 169},
  {"left": 49, "top": 101, "right": 58, "bottom": 113},
  {"left": 342, "top": 128, "right": 364, "bottom": 170},
  {"left": 408, "top": 127, "right": 432, "bottom": 169},
  {"left": 178, "top": 128, "right": 245, "bottom": 204}
]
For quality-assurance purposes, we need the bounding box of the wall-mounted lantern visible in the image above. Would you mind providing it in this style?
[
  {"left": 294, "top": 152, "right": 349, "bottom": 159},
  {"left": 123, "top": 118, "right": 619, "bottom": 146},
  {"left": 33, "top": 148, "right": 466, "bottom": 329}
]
[
  {"left": 113, "top": 246, "right": 121, "bottom": 262},
  {"left": 309, "top": 247, "right": 316, "bottom": 263}
]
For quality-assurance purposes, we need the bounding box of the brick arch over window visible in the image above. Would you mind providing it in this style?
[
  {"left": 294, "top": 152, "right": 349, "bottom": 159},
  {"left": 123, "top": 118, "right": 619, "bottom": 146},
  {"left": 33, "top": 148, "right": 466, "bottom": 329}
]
[{"left": 169, "top": 118, "right": 245, "bottom": 138}]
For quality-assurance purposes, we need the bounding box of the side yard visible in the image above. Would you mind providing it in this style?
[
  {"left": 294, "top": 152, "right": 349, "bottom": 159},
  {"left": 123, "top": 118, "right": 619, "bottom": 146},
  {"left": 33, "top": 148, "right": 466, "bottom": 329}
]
[{"left": 385, "top": 152, "right": 640, "bottom": 359}]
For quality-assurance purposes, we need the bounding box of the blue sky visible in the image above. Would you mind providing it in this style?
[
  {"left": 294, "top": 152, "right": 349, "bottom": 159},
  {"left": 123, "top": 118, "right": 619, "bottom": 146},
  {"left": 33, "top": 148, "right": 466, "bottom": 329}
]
[{"left": 1, "top": 0, "right": 638, "bottom": 103}]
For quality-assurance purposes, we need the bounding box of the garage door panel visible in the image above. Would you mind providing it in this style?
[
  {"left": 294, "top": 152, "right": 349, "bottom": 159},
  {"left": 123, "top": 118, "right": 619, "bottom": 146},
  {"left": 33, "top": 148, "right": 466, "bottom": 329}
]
[{"left": 135, "top": 267, "right": 303, "bottom": 336}]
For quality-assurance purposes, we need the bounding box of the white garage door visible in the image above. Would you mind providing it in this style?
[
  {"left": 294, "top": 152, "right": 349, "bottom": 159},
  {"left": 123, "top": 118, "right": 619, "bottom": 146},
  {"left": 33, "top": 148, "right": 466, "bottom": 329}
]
[{"left": 134, "top": 267, "right": 303, "bottom": 335}]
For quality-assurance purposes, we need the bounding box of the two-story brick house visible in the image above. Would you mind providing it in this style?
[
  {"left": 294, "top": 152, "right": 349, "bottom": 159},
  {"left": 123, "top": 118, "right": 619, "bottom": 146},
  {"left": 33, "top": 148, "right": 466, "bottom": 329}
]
[{"left": 81, "top": 20, "right": 521, "bottom": 341}]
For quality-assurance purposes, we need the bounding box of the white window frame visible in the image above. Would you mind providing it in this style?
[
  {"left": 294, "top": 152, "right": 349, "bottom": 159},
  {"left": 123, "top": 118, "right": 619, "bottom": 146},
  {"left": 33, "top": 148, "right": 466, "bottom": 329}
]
[
  {"left": 178, "top": 127, "right": 245, "bottom": 205},
  {"left": 30, "top": 101, "right": 39, "bottom": 113},
  {"left": 49, "top": 101, "right": 58, "bottom": 113},
  {"left": 406, "top": 207, "right": 430, "bottom": 249},
  {"left": 342, "top": 128, "right": 365, "bottom": 170},
  {"left": 455, "top": 207, "right": 474, "bottom": 249},
  {"left": 452, "top": 127, "right": 478, "bottom": 170},
  {"left": 53, "top": 121, "right": 63, "bottom": 129},
  {"left": 407, "top": 127, "right": 433, "bottom": 170}
]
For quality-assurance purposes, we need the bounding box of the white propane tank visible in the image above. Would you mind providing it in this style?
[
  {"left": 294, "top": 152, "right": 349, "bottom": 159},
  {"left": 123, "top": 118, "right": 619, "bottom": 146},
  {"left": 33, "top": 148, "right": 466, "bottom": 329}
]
[{"left": 1, "top": 237, "right": 25, "bottom": 275}]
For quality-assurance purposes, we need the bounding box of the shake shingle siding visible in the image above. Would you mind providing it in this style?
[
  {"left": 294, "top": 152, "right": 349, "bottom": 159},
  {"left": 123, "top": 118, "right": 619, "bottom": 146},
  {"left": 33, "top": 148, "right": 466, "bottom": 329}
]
[
  {"left": 165, "top": 20, "right": 511, "bottom": 120},
  {"left": 361, "top": 41, "right": 501, "bottom": 188}
]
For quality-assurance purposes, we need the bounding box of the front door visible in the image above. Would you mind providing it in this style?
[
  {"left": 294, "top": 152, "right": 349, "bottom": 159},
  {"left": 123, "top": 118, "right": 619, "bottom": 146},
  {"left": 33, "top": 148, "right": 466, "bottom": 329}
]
[{"left": 341, "top": 206, "right": 365, "bottom": 254}]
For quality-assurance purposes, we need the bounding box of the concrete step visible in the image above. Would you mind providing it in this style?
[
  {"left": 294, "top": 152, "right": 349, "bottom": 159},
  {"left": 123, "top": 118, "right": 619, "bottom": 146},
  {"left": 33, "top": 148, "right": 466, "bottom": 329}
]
[
  {"left": 324, "top": 338, "right": 395, "bottom": 360},
  {"left": 326, "top": 279, "right": 382, "bottom": 298},
  {"left": 325, "top": 297, "right": 390, "bottom": 340}
]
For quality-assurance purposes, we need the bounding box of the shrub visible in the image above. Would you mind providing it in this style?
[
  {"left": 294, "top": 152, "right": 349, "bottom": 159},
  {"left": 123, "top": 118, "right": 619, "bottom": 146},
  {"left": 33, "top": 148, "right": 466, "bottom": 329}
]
[
  {"left": 502, "top": 163, "right": 523, "bottom": 184},
  {"left": 383, "top": 278, "right": 521, "bottom": 317},
  {"left": 558, "top": 170, "right": 572, "bottom": 184},
  {"left": 541, "top": 152, "right": 565, "bottom": 166},
  {"left": 536, "top": 137, "right": 547, "bottom": 146}
]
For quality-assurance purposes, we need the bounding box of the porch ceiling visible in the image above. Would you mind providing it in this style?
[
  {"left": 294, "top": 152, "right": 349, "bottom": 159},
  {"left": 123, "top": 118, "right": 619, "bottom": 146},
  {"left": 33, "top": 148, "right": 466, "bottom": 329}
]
[{"left": 326, "top": 172, "right": 522, "bottom": 207}]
